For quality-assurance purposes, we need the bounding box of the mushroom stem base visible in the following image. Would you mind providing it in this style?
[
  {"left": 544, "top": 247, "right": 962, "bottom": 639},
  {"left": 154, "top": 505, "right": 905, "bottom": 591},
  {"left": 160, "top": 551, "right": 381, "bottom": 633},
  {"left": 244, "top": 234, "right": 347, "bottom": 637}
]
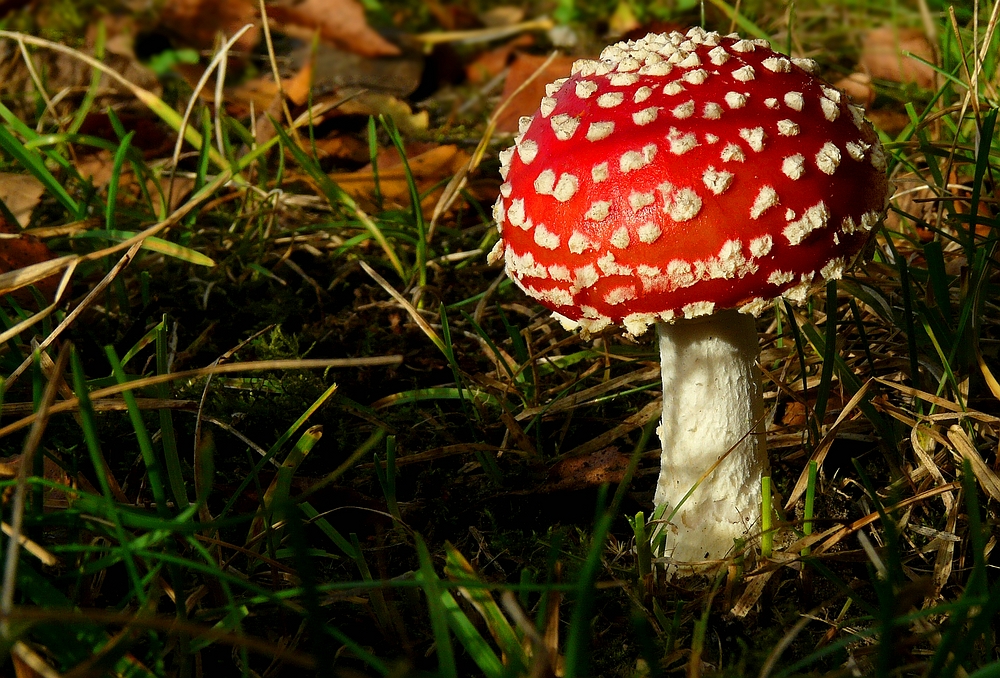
[{"left": 653, "top": 310, "right": 767, "bottom": 572}]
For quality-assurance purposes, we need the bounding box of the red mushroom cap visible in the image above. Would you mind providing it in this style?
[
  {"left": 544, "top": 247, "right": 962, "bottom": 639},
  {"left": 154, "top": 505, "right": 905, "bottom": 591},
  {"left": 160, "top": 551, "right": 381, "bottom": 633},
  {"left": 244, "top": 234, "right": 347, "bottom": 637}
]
[{"left": 490, "top": 28, "right": 890, "bottom": 335}]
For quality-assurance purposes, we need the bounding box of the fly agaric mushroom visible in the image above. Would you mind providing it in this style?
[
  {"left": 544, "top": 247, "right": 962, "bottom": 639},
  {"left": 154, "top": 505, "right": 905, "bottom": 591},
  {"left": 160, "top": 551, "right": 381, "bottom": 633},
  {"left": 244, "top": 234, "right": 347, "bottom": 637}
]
[{"left": 489, "top": 27, "right": 889, "bottom": 569}]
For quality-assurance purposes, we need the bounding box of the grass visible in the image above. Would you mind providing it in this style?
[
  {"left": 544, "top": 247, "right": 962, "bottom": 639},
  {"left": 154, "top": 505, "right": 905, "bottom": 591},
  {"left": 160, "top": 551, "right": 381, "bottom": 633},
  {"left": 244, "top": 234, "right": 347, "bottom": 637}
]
[{"left": 0, "top": 0, "right": 999, "bottom": 675}]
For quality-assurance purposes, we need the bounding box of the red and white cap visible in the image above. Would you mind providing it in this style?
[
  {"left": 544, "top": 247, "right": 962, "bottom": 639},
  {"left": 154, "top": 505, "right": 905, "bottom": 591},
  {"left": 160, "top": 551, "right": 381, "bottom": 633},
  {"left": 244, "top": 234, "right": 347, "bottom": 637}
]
[{"left": 490, "top": 27, "right": 890, "bottom": 336}]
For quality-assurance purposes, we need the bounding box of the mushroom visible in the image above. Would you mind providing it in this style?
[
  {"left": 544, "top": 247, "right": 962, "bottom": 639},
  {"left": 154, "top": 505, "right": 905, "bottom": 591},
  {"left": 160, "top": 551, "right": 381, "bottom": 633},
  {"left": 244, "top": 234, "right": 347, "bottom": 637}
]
[{"left": 490, "top": 28, "right": 890, "bottom": 569}]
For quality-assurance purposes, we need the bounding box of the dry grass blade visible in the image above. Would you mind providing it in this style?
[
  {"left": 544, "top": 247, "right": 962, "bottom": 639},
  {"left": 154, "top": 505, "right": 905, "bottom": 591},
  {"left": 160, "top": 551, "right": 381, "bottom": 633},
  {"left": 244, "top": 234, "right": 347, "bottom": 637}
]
[
  {"left": 4, "top": 168, "right": 236, "bottom": 385},
  {"left": 415, "top": 17, "right": 555, "bottom": 46},
  {"left": 784, "top": 379, "right": 873, "bottom": 509},
  {"left": 0, "top": 397, "right": 198, "bottom": 418},
  {"left": 359, "top": 260, "right": 446, "bottom": 353},
  {"left": 5, "top": 246, "right": 137, "bottom": 385},
  {"left": 0, "top": 258, "right": 77, "bottom": 344},
  {"left": 731, "top": 570, "right": 773, "bottom": 619},
  {"left": 167, "top": 23, "right": 255, "bottom": 192},
  {"left": 11, "top": 642, "right": 61, "bottom": 678},
  {"left": 1, "top": 522, "right": 58, "bottom": 566},
  {"left": 0, "top": 254, "right": 76, "bottom": 296},
  {"left": 428, "top": 49, "right": 562, "bottom": 240},
  {"left": 945, "top": 425, "right": 1000, "bottom": 502},
  {"left": 3, "top": 607, "right": 317, "bottom": 669},
  {"left": 361, "top": 443, "right": 501, "bottom": 467},
  {"left": 909, "top": 427, "right": 953, "bottom": 510},
  {"left": 514, "top": 364, "right": 659, "bottom": 420},
  {"left": 813, "top": 483, "right": 961, "bottom": 555},
  {"left": 874, "top": 377, "right": 970, "bottom": 413},
  {"left": 0, "top": 346, "right": 69, "bottom": 635},
  {"left": 0, "top": 30, "right": 232, "bottom": 172},
  {"left": 557, "top": 399, "right": 661, "bottom": 461},
  {"left": 0, "top": 357, "right": 402, "bottom": 441},
  {"left": 931, "top": 499, "right": 960, "bottom": 600}
]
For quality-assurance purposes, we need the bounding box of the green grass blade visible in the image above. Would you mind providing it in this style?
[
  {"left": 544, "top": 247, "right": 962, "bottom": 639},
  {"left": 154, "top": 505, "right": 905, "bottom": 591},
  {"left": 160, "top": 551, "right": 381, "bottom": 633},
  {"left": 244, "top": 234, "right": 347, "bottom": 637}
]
[
  {"left": 813, "top": 280, "right": 839, "bottom": 425},
  {"left": 761, "top": 476, "right": 773, "bottom": 558},
  {"left": 373, "top": 435, "right": 402, "bottom": 525},
  {"left": 216, "top": 382, "right": 339, "bottom": 521},
  {"left": 439, "top": 303, "right": 471, "bottom": 418},
  {"left": 104, "top": 345, "right": 170, "bottom": 517},
  {"left": 802, "top": 459, "right": 817, "bottom": 556},
  {"left": 0, "top": 124, "right": 81, "bottom": 218},
  {"left": 444, "top": 544, "right": 529, "bottom": 672},
  {"left": 188, "top": 605, "right": 249, "bottom": 653},
  {"left": 15, "top": 561, "right": 158, "bottom": 678},
  {"left": 349, "top": 533, "right": 393, "bottom": 633},
  {"left": 967, "top": 107, "right": 996, "bottom": 254},
  {"left": 631, "top": 512, "right": 651, "bottom": 580},
  {"left": 298, "top": 502, "right": 357, "bottom": 560},
  {"left": 798, "top": 321, "right": 899, "bottom": 450},
  {"left": 380, "top": 115, "right": 426, "bottom": 286},
  {"left": 367, "top": 116, "right": 383, "bottom": 208},
  {"left": 75, "top": 230, "right": 216, "bottom": 267},
  {"left": 70, "top": 347, "right": 147, "bottom": 603},
  {"left": 437, "top": 585, "right": 505, "bottom": 678},
  {"left": 895, "top": 254, "right": 923, "bottom": 398},
  {"left": 105, "top": 130, "right": 134, "bottom": 231},
  {"left": 156, "top": 318, "right": 187, "bottom": 510},
  {"left": 271, "top": 120, "right": 405, "bottom": 278},
  {"left": 415, "top": 534, "right": 457, "bottom": 678},
  {"left": 922, "top": 240, "right": 954, "bottom": 325},
  {"left": 563, "top": 495, "right": 614, "bottom": 677}
]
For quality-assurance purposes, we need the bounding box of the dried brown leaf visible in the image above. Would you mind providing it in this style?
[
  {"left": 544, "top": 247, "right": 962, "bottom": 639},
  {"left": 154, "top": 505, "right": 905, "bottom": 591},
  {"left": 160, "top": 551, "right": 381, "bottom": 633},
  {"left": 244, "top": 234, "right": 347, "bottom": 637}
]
[
  {"left": 158, "top": 0, "right": 259, "bottom": 55},
  {"left": 465, "top": 34, "right": 534, "bottom": 84},
  {"left": 861, "top": 27, "right": 937, "bottom": 89},
  {"left": 834, "top": 73, "right": 876, "bottom": 108},
  {"left": 494, "top": 52, "right": 578, "bottom": 133},
  {"left": 0, "top": 216, "right": 58, "bottom": 304},
  {"left": 268, "top": 0, "right": 400, "bottom": 58},
  {"left": 0, "top": 173, "right": 43, "bottom": 227},
  {"left": 331, "top": 144, "right": 469, "bottom": 212},
  {"left": 541, "top": 447, "right": 631, "bottom": 492},
  {"left": 0, "top": 453, "right": 96, "bottom": 509}
]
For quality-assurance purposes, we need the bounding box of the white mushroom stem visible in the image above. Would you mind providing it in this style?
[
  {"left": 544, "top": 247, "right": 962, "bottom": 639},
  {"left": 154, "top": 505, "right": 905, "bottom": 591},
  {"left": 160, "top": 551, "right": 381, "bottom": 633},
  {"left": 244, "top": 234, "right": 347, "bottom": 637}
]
[{"left": 654, "top": 309, "right": 768, "bottom": 569}]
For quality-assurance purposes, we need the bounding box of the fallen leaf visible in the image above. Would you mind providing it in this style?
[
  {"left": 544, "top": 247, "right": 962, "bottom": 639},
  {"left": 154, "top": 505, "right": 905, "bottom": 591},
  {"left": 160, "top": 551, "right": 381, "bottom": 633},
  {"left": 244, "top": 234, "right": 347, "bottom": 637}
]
[
  {"left": 834, "top": 73, "right": 875, "bottom": 108},
  {"left": 865, "top": 109, "right": 912, "bottom": 137},
  {"left": 861, "top": 27, "right": 936, "bottom": 89},
  {"left": 74, "top": 149, "right": 118, "bottom": 188},
  {"left": 76, "top": 112, "right": 174, "bottom": 158},
  {"left": 268, "top": 0, "right": 400, "bottom": 58},
  {"left": 282, "top": 55, "right": 315, "bottom": 106},
  {"left": 0, "top": 216, "right": 59, "bottom": 306},
  {"left": 425, "top": 0, "right": 482, "bottom": 31},
  {"left": 157, "top": 0, "right": 259, "bottom": 56},
  {"left": 540, "top": 447, "right": 631, "bottom": 492},
  {"left": 291, "top": 41, "right": 424, "bottom": 97},
  {"left": 331, "top": 144, "right": 470, "bottom": 213},
  {"left": 334, "top": 92, "right": 429, "bottom": 136},
  {"left": 310, "top": 134, "right": 372, "bottom": 165},
  {"left": 494, "top": 52, "right": 578, "bottom": 133},
  {"left": 0, "top": 173, "right": 44, "bottom": 227},
  {"left": 465, "top": 34, "right": 534, "bottom": 84},
  {"left": 0, "top": 452, "right": 96, "bottom": 510}
]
